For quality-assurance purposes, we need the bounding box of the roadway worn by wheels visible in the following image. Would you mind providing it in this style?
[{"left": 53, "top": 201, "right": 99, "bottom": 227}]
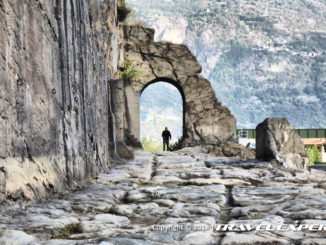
[{"left": 1, "top": 149, "right": 326, "bottom": 245}]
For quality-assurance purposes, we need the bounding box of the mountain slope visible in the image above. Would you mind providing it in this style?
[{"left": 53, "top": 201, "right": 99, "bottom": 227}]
[{"left": 128, "top": 0, "right": 326, "bottom": 128}]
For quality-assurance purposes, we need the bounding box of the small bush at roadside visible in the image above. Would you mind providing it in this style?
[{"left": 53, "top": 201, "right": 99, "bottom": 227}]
[{"left": 117, "top": 0, "right": 132, "bottom": 22}]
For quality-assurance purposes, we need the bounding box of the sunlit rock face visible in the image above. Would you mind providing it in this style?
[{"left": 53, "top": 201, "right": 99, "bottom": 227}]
[{"left": 127, "top": 0, "right": 326, "bottom": 128}]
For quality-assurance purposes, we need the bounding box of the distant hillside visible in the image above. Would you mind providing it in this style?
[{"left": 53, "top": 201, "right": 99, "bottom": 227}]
[{"left": 128, "top": 0, "right": 326, "bottom": 128}]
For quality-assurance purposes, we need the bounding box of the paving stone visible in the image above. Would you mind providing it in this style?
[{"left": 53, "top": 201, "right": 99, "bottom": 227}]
[
  {"left": 179, "top": 231, "right": 218, "bottom": 245},
  {"left": 110, "top": 204, "right": 138, "bottom": 217},
  {"left": 221, "top": 232, "right": 290, "bottom": 245},
  {"left": 301, "top": 238, "right": 326, "bottom": 245},
  {"left": 0, "top": 230, "right": 39, "bottom": 245}
]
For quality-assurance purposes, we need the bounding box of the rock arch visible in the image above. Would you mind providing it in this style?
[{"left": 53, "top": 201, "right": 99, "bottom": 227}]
[{"left": 117, "top": 25, "right": 236, "bottom": 146}]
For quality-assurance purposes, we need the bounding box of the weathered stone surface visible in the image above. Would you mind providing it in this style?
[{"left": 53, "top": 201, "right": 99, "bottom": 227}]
[
  {"left": 232, "top": 186, "right": 296, "bottom": 207},
  {"left": 301, "top": 238, "right": 326, "bottom": 245},
  {"left": 27, "top": 214, "right": 79, "bottom": 230},
  {"left": 118, "top": 25, "right": 236, "bottom": 147},
  {"left": 0, "top": 230, "right": 39, "bottom": 245},
  {"left": 116, "top": 142, "right": 134, "bottom": 160},
  {"left": 0, "top": 158, "right": 66, "bottom": 204},
  {"left": 256, "top": 118, "right": 309, "bottom": 170},
  {"left": 180, "top": 231, "right": 218, "bottom": 245},
  {"left": 200, "top": 141, "right": 255, "bottom": 159},
  {"left": 0, "top": 150, "right": 326, "bottom": 243},
  {"left": 219, "top": 141, "right": 255, "bottom": 159},
  {"left": 110, "top": 204, "right": 138, "bottom": 217},
  {"left": 0, "top": 0, "right": 119, "bottom": 206},
  {"left": 221, "top": 232, "right": 289, "bottom": 245}
]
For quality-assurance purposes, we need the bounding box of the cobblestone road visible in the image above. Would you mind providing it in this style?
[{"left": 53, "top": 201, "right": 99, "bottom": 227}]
[{"left": 1, "top": 149, "right": 326, "bottom": 244}]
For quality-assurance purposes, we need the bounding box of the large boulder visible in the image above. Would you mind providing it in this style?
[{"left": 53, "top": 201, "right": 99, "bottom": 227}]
[{"left": 256, "top": 118, "right": 308, "bottom": 170}]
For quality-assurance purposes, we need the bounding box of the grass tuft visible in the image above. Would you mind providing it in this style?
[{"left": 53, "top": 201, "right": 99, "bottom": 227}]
[{"left": 51, "top": 223, "right": 79, "bottom": 239}]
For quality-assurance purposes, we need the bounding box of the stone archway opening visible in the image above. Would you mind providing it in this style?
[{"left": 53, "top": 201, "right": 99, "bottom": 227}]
[
  {"left": 140, "top": 79, "right": 185, "bottom": 152},
  {"left": 119, "top": 25, "right": 236, "bottom": 148}
]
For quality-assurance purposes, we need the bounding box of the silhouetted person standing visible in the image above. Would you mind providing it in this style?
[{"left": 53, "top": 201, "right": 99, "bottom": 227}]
[{"left": 162, "top": 127, "right": 172, "bottom": 151}]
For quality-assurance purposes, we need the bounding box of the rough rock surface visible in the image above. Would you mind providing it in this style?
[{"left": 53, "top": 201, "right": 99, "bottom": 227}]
[
  {"left": 256, "top": 118, "right": 309, "bottom": 170},
  {"left": 199, "top": 142, "right": 255, "bottom": 160},
  {"left": 116, "top": 142, "right": 134, "bottom": 160},
  {"left": 118, "top": 25, "right": 236, "bottom": 147},
  {"left": 1, "top": 150, "right": 326, "bottom": 244},
  {"left": 0, "top": 0, "right": 119, "bottom": 205}
]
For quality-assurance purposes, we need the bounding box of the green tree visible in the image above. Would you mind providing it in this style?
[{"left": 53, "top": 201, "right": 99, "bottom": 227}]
[
  {"left": 170, "top": 136, "right": 184, "bottom": 151},
  {"left": 306, "top": 146, "right": 315, "bottom": 166},
  {"left": 313, "top": 144, "right": 322, "bottom": 163},
  {"left": 306, "top": 144, "right": 323, "bottom": 165}
]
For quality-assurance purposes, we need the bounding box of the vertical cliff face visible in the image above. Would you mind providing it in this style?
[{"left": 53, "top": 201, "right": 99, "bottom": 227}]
[{"left": 0, "top": 0, "right": 119, "bottom": 205}]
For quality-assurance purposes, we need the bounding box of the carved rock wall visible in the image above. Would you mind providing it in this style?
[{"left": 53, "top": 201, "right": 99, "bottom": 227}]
[
  {"left": 0, "top": 0, "right": 119, "bottom": 206},
  {"left": 119, "top": 25, "right": 236, "bottom": 146}
]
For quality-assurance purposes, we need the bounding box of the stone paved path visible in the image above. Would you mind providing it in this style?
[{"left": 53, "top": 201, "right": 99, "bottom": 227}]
[{"left": 1, "top": 149, "right": 326, "bottom": 244}]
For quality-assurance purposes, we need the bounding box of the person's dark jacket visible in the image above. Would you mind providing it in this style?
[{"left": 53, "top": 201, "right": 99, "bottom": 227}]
[{"left": 162, "top": 130, "right": 171, "bottom": 141}]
